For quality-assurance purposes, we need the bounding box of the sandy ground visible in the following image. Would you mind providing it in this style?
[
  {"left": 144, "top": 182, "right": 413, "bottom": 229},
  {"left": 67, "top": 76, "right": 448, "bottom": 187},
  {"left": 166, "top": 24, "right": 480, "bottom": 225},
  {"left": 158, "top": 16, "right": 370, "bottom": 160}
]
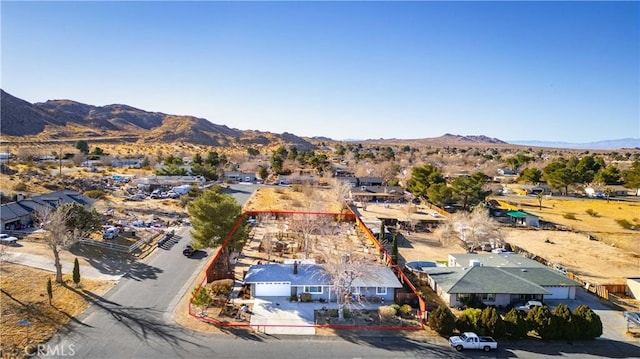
[{"left": 363, "top": 203, "right": 639, "bottom": 285}]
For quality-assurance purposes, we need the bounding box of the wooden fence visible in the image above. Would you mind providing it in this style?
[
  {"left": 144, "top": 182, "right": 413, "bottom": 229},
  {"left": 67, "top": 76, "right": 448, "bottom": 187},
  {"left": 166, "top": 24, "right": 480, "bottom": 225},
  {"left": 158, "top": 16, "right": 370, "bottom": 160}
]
[{"left": 79, "top": 232, "right": 161, "bottom": 254}]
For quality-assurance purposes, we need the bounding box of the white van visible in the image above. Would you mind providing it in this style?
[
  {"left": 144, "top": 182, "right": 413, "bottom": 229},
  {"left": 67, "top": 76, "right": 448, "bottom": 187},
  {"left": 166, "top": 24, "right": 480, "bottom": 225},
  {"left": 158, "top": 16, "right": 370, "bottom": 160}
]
[{"left": 103, "top": 227, "right": 120, "bottom": 240}]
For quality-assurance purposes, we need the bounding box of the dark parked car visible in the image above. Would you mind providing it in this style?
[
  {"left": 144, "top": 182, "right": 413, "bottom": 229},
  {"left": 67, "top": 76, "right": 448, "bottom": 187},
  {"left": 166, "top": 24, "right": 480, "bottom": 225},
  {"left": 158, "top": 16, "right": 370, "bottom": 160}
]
[{"left": 183, "top": 244, "right": 195, "bottom": 257}]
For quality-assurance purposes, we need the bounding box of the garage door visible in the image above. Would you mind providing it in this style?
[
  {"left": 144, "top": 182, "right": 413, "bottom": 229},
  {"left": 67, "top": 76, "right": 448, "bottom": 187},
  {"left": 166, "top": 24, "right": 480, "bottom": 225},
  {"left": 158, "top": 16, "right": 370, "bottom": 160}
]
[
  {"left": 255, "top": 282, "right": 290, "bottom": 297},
  {"left": 544, "top": 286, "right": 570, "bottom": 299}
]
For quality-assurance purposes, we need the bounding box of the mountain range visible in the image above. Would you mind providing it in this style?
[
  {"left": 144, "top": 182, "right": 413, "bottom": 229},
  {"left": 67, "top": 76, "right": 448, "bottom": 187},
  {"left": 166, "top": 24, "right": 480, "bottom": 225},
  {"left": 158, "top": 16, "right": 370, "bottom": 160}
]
[
  {"left": 1, "top": 89, "right": 636, "bottom": 150},
  {"left": 0, "top": 89, "right": 314, "bottom": 149},
  {"left": 509, "top": 139, "right": 640, "bottom": 150}
]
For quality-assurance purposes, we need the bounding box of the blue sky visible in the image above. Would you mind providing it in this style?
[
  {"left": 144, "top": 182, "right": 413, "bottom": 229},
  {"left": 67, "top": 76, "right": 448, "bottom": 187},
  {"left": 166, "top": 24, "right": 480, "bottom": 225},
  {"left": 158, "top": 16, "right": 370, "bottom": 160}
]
[{"left": 2, "top": 1, "right": 638, "bottom": 143}]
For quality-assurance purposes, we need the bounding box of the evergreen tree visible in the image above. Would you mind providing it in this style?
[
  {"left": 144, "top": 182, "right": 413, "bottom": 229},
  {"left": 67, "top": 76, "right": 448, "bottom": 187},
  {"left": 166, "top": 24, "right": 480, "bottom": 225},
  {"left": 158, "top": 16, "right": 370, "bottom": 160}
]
[
  {"left": 47, "top": 277, "right": 53, "bottom": 306},
  {"left": 573, "top": 305, "right": 603, "bottom": 339},
  {"left": 391, "top": 233, "right": 398, "bottom": 263},
  {"left": 428, "top": 306, "right": 456, "bottom": 336},
  {"left": 503, "top": 308, "right": 529, "bottom": 339},
  {"left": 552, "top": 304, "right": 577, "bottom": 340},
  {"left": 527, "top": 306, "right": 562, "bottom": 340},
  {"left": 72, "top": 257, "right": 81, "bottom": 288},
  {"left": 480, "top": 307, "right": 506, "bottom": 338},
  {"left": 191, "top": 287, "right": 212, "bottom": 316}
]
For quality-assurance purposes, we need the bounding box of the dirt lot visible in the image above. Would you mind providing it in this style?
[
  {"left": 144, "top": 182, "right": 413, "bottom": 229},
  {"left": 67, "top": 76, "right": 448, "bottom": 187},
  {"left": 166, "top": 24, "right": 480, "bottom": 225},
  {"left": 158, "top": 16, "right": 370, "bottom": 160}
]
[
  {"left": 360, "top": 202, "right": 639, "bottom": 285},
  {"left": 0, "top": 263, "right": 114, "bottom": 357}
]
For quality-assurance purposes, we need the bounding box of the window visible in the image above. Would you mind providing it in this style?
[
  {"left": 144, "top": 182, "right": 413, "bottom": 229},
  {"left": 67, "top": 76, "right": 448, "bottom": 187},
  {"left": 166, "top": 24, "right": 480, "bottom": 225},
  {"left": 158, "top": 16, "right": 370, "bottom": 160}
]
[
  {"left": 376, "top": 287, "right": 387, "bottom": 295},
  {"left": 480, "top": 293, "right": 496, "bottom": 301},
  {"left": 303, "top": 286, "right": 322, "bottom": 294}
]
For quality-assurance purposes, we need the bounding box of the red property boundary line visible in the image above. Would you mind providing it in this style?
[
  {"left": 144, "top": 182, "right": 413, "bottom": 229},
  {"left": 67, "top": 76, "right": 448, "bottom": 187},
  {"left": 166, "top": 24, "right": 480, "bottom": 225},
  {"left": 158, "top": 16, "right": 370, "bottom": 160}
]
[{"left": 188, "top": 208, "right": 425, "bottom": 331}]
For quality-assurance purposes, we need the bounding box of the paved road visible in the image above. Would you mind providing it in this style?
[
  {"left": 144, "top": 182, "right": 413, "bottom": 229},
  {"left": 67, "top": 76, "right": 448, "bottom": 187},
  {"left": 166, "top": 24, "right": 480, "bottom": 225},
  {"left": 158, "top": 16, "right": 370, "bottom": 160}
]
[{"left": 42, "top": 184, "right": 640, "bottom": 358}]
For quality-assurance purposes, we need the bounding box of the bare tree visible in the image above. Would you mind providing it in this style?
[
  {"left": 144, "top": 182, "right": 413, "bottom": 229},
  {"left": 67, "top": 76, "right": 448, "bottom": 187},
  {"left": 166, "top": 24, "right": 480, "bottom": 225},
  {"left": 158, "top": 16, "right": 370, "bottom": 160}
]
[
  {"left": 434, "top": 207, "right": 504, "bottom": 252},
  {"left": 35, "top": 205, "right": 77, "bottom": 283},
  {"left": 321, "top": 245, "right": 376, "bottom": 321},
  {"left": 329, "top": 177, "right": 352, "bottom": 211},
  {"left": 260, "top": 233, "right": 274, "bottom": 261}
]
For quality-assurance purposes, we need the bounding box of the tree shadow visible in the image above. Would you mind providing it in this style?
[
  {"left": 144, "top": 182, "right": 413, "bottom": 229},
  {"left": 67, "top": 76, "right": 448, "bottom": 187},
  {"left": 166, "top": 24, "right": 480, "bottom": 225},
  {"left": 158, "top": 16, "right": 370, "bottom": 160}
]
[
  {"left": 332, "top": 333, "right": 459, "bottom": 358},
  {"left": 499, "top": 338, "right": 640, "bottom": 358},
  {"left": 68, "top": 244, "right": 163, "bottom": 281},
  {"left": 0, "top": 288, "right": 91, "bottom": 336},
  {"left": 65, "top": 287, "right": 206, "bottom": 350}
]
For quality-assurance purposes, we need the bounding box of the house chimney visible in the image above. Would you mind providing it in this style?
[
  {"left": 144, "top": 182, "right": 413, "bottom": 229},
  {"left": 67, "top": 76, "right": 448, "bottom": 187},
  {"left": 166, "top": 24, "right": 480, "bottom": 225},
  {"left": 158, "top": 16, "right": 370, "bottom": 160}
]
[
  {"left": 293, "top": 260, "right": 298, "bottom": 275},
  {"left": 16, "top": 193, "right": 25, "bottom": 202}
]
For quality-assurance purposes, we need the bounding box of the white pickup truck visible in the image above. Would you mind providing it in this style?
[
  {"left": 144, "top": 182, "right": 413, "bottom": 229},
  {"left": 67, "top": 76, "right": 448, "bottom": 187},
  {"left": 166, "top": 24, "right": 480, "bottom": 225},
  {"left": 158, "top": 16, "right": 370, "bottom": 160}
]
[{"left": 449, "top": 332, "right": 498, "bottom": 352}]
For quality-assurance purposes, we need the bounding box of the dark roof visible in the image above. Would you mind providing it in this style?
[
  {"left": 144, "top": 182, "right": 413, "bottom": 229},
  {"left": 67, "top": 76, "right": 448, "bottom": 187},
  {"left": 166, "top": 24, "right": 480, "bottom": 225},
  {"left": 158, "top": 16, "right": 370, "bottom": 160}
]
[
  {"left": 30, "top": 190, "right": 91, "bottom": 207},
  {"left": 0, "top": 202, "right": 32, "bottom": 221},
  {"left": 425, "top": 266, "right": 550, "bottom": 295},
  {"left": 500, "top": 267, "right": 582, "bottom": 287}
]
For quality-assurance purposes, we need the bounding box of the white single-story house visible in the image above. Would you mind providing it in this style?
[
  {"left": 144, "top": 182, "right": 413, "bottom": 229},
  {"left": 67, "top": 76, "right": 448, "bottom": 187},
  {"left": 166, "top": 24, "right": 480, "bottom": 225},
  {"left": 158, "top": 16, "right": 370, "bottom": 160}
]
[
  {"left": 243, "top": 262, "right": 403, "bottom": 303},
  {"left": 224, "top": 171, "right": 257, "bottom": 183},
  {"left": 422, "top": 253, "right": 582, "bottom": 307},
  {"left": 112, "top": 158, "right": 144, "bottom": 168}
]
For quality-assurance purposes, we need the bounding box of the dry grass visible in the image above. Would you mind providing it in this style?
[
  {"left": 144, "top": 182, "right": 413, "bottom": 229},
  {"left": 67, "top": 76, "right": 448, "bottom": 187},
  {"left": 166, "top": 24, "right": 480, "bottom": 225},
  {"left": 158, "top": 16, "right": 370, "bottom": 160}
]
[
  {"left": 244, "top": 187, "right": 343, "bottom": 213},
  {"left": 0, "top": 263, "right": 115, "bottom": 356},
  {"left": 497, "top": 196, "right": 640, "bottom": 252}
]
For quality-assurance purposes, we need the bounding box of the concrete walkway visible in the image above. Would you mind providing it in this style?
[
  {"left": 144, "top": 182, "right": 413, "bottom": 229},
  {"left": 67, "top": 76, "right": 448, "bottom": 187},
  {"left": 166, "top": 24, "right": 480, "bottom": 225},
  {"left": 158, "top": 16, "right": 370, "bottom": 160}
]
[{"left": 4, "top": 251, "right": 124, "bottom": 281}]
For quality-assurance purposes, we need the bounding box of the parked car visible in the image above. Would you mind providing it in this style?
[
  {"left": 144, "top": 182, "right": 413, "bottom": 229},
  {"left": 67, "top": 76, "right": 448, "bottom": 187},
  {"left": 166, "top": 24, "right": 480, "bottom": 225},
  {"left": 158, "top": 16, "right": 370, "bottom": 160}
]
[
  {"left": 0, "top": 233, "right": 19, "bottom": 245},
  {"left": 517, "top": 300, "right": 544, "bottom": 312},
  {"left": 182, "top": 244, "right": 195, "bottom": 257},
  {"left": 449, "top": 332, "right": 498, "bottom": 352},
  {"left": 103, "top": 227, "right": 120, "bottom": 240}
]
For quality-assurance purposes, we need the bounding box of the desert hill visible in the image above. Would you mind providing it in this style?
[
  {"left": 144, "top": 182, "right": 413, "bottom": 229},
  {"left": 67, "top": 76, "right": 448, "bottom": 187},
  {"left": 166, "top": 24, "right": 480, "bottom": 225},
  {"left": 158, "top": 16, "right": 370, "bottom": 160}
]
[{"left": 0, "top": 90, "right": 314, "bottom": 149}]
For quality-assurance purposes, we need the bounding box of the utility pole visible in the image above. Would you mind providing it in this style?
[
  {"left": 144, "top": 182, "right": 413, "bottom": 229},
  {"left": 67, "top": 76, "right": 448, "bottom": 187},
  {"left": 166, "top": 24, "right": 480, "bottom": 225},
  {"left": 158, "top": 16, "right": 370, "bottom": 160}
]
[{"left": 59, "top": 146, "right": 62, "bottom": 176}]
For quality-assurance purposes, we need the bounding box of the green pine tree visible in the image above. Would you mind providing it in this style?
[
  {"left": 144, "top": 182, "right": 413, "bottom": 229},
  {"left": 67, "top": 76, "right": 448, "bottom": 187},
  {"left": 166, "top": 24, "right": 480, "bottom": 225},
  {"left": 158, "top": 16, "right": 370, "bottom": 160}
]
[
  {"left": 72, "top": 257, "right": 81, "bottom": 288},
  {"left": 46, "top": 277, "right": 53, "bottom": 306},
  {"left": 191, "top": 287, "right": 212, "bottom": 316},
  {"left": 428, "top": 306, "right": 456, "bottom": 336}
]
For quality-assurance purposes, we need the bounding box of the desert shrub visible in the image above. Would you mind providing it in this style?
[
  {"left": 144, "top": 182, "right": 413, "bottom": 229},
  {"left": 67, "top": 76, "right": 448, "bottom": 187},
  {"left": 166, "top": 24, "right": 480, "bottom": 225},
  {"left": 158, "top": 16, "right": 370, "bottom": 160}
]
[
  {"left": 291, "top": 200, "right": 303, "bottom": 207},
  {"left": 209, "top": 279, "right": 233, "bottom": 296},
  {"left": 572, "top": 305, "right": 603, "bottom": 339},
  {"left": 563, "top": 212, "right": 577, "bottom": 220},
  {"left": 300, "top": 293, "right": 312, "bottom": 302},
  {"left": 274, "top": 188, "right": 284, "bottom": 194},
  {"left": 344, "top": 309, "right": 353, "bottom": 319},
  {"left": 378, "top": 305, "right": 397, "bottom": 320},
  {"left": 585, "top": 209, "right": 598, "bottom": 217},
  {"left": 84, "top": 190, "right": 106, "bottom": 199},
  {"left": 503, "top": 308, "right": 529, "bottom": 339},
  {"left": 399, "top": 304, "right": 413, "bottom": 316},
  {"left": 13, "top": 182, "right": 27, "bottom": 191},
  {"left": 390, "top": 303, "right": 401, "bottom": 313},
  {"left": 43, "top": 183, "right": 61, "bottom": 191},
  {"left": 427, "top": 306, "right": 456, "bottom": 336},
  {"left": 290, "top": 294, "right": 298, "bottom": 302},
  {"left": 615, "top": 219, "right": 636, "bottom": 230}
]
